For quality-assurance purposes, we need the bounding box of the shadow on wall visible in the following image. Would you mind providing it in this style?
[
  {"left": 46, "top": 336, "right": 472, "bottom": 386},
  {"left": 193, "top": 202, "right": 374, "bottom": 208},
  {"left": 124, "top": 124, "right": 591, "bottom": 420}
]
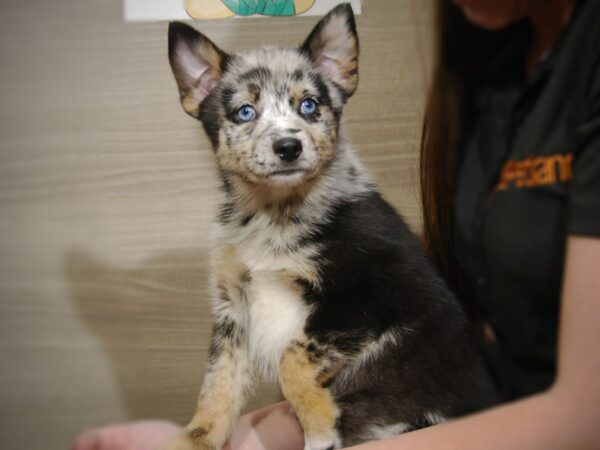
[{"left": 64, "top": 248, "right": 212, "bottom": 423}]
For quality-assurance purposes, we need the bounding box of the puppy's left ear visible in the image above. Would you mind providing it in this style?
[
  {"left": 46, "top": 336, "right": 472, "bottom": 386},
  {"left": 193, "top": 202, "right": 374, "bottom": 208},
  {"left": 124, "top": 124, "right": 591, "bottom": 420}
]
[{"left": 301, "top": 3, "right": 359, "bottom": 98}]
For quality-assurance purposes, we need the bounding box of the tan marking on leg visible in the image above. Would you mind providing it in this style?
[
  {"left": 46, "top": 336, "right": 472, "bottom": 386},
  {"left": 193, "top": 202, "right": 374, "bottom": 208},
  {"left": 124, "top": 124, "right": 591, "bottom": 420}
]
[
  {"left": 180, "top": 361, "right": 245, "bottom": 447},
  {"left": 186, "top": 329, "right": 253, "bottom": 448},
  {"left": 174, "top": 265, "right": 253, "bottom": 450},
  {"left": 279, "top": 343, "right": 339, "bottom": 444}
]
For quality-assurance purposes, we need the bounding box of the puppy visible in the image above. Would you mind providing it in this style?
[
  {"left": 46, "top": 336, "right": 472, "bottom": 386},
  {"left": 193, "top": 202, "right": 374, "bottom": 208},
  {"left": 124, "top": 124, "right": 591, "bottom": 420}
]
[{"left": 166, "top": 4, "right": 495, "bottom": 449}]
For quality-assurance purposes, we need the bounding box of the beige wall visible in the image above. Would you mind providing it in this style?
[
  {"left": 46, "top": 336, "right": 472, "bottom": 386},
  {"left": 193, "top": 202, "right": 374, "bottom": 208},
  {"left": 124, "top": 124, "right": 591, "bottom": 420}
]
[{"left": 0, "top": 1, "right": 430, "bottom": 448}]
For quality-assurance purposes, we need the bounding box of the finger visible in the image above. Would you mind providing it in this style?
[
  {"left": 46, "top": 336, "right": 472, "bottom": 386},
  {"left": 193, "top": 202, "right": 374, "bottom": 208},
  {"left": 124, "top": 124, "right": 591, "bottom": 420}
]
[{"left": 71, "top": 429, "right": 101, "bottom": 450}]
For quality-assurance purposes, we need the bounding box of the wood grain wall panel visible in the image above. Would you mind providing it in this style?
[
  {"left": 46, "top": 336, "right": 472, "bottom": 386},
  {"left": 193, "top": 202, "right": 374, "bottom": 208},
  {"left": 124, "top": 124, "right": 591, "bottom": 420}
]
[{"left": 0, "top": 1, "right": 430, "bottom": 448}]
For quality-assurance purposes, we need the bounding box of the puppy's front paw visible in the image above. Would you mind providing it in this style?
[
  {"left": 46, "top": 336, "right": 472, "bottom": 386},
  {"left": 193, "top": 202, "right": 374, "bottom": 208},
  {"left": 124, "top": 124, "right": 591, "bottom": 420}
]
[
  {"left": 161, "top": 429, "right": 215, "bottom": 450},
  {"left": 304, "top": 436, "right": 336, "bottom": 450}
]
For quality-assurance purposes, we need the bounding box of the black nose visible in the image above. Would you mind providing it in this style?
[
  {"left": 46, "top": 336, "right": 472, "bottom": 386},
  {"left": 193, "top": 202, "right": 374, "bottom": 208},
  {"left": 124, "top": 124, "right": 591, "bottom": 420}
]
[{"left": 273, "top": 138, "right": 302, "bottom": 162}]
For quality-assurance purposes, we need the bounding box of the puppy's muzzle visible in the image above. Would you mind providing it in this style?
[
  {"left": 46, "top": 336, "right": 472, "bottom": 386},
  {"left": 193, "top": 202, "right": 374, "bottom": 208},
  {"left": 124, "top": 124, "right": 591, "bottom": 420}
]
[{"left": 273, "top": 137, "right": 302, "bottom": 162}]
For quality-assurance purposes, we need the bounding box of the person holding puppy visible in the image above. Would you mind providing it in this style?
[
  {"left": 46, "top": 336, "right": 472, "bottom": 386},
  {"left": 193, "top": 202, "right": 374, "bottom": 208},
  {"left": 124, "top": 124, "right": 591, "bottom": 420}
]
[{"left": 72, "top": 0, "right": 600, "bottom": 449}]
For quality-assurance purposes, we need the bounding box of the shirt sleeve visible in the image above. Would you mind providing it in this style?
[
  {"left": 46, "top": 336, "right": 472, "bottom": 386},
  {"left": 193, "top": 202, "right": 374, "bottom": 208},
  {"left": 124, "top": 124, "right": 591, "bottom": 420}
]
[{"left": 567, "top": 54, "right": 600, "bottom": 236}]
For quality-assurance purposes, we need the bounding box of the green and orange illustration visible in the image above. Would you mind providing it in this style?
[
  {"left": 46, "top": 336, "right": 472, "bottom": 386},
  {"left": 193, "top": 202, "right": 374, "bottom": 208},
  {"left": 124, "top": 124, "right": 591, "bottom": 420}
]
[{"left": 186, "top": 0, "right": 316, "bottom": 19}]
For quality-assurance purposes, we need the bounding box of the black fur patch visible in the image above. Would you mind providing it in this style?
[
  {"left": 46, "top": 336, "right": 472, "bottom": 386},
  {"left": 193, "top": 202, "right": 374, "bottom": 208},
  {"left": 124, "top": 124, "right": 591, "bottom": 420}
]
[
  {"left": 221, "top": 85, "right": 236, "bottom": 111},
  {"left": 217, "top": 281, "right": 231, "bottom": 302},
  {"left": 198, "top": 94, "right": 223, "bottom": 150},
  {"left": 239, "top": 67, "right": 272, "bottom": 83},
  {"left": 240, "top": 270, "right": 252, "bottom": 284},
  {"left": 309, "top": 72, "right": 332, "bottom": 106},
  {"left": 332, "top": 107, "right": 342, "bottom": 125},
  {"left": 209, "top": 318, "right": 245, "bottom": 362},
  {"left": 295, "top": 277, "right": 319, "bottom": 303},
  {"left": 218, "top": 172, "right": 233, "bottom": 194},
  {"left": 240, "top": 214, "right": 254, "bottom": 227},
  {"left": 218, "top": 202, "right": 235, "bottom": 224},
  {"left": 222, "top": 54, "right": 241, "bottom": 73},
  {"left": 296, "top": 191, "right": 498, "bottom": 445},
  {"left": 214, "top": 319, "right": 236, "bottom": 340},
  {"left": 189, "top": 426, "right": 208, "bottom": 441}
]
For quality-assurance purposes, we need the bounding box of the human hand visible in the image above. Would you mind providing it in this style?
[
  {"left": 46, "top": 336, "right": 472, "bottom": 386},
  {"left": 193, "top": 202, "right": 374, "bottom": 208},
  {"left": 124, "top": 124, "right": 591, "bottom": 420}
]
[
  {"left": 225, "top": 402, "right": 304, "bottom": 450},
  {"left": 71, "top": 420, "right": 181, "bottom": 450},
  {"left": 71, "top": 402, "right": 304, "bottom": 450}
]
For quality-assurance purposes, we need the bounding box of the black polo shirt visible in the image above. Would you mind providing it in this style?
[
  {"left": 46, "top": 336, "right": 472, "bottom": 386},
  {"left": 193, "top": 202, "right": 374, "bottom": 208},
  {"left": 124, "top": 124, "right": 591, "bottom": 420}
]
[{"left": 454, "top": 0, "right": 600, "bottom": 399}]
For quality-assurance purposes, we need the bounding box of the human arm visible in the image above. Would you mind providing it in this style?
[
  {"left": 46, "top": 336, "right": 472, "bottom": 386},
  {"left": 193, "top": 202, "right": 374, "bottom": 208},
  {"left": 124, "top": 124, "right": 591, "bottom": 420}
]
[{"left": 345, "top": 234, "right": 600, "bottom": 450}]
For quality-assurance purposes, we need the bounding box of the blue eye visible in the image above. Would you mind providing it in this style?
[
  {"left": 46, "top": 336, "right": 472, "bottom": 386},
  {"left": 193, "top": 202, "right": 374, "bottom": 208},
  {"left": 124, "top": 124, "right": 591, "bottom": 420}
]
[
  {"left": 300, "top": 98, "right": 318, "bottom": 116},
  {"left": 236, "top": 105, "right": 256, "bottom": 123}
]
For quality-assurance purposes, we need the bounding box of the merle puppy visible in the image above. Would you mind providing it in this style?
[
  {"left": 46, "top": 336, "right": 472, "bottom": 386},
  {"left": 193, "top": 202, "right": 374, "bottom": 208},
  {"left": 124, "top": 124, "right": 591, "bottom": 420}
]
[{"left": 165, "top": 4, "right": 494, "bottom": 450}]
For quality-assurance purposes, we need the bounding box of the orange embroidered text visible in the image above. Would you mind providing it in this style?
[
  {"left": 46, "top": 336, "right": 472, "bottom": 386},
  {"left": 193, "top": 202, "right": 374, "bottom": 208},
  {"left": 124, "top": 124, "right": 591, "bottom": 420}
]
[{"left": 496, "top": 153, "right": 573, "bottom": 191}]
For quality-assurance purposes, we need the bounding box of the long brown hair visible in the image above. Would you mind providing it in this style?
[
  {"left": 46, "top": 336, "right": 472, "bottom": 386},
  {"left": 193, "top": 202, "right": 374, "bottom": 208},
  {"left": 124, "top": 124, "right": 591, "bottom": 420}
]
[{"left": 420, "top": 1, "right": 524, "bottom": 303}]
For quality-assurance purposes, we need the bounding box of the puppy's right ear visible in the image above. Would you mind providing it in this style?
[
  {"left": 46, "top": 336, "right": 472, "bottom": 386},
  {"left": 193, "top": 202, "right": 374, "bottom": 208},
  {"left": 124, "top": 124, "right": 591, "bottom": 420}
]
[{"left": 168, "top": 22, "right": 228, "bottom": 117}]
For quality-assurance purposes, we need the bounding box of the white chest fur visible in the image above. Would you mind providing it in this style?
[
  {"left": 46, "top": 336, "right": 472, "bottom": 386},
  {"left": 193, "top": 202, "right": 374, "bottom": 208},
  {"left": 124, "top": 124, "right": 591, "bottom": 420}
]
[
  {"left": 213, "top": 210, "right": 319, "bottom": 381},
  {"left": 246, "top": 271, "right": 311, "bottom": 382}
]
